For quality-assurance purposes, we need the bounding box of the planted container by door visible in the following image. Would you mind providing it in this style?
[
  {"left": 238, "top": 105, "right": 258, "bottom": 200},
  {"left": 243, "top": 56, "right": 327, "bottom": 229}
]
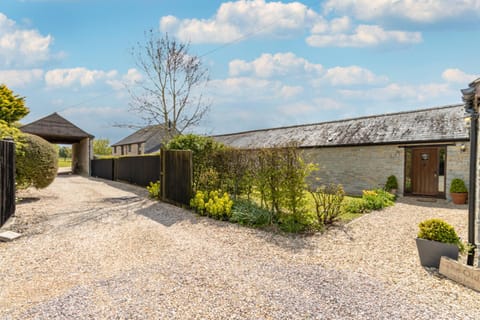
[
  {"left": 450, "top": 178, "right": 468, "bottom": 205},
  {"left": 416, "top": 218, "right": 464, "bottom": 268}
]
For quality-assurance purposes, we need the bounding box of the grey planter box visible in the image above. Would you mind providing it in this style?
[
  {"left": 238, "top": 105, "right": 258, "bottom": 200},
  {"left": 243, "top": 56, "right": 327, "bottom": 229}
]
[{"left": 416, "top": 238, "right": 459, "bottom": 268}]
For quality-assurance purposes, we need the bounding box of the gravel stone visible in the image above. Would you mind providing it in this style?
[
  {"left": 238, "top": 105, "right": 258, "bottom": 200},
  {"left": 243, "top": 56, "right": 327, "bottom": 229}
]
[{"left": 0, "top": 175, "right": 479, "bottom": 319}]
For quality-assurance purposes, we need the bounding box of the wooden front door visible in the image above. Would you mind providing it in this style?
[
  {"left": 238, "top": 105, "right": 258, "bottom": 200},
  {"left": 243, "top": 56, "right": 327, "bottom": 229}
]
[{"left": 412, "top": 148, "right": 439, "bottom": 196}]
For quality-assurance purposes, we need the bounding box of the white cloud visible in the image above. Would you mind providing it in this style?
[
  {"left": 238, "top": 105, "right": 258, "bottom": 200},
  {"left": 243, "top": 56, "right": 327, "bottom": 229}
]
[
  {"left": 160, "top": 0, "right": 319, "bottom": 43},
  {"left": 107, "top": 68, "right": 143, "bottom": 90},
  {"left": 442, "top": 68, "right": 478, "bottom": 84},
  {"left": 45, "top": 67, "right": 117, "bottom": 88},
  {"left": 339, "top": 82, "right": 452, "bottom": 103},
  {"left": 0, "top": 13, "right": 53, "bottom": 67},
  {"left": 323, "top": 0, "right": 480, "bottom": 23},
  {"left": 321, "top": 66, "right": 388, "bottom": 86},
  {"left": 210, "top": 76, "right": 302, "bottom": 100},
  {"left": 229, "top": 52, "right": 323, "bottom": 78},
  {"left": 0, "top": 69, "right": 43, "bottom": 87},
  {"left": 307, "top": 24, "right": 422, "bottom": 47}
]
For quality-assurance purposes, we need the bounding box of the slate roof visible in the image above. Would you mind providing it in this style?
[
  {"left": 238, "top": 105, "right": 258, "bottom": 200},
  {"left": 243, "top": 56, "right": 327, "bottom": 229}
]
[
  {"left": 214, "top": 104, "right": 469, "bottom": 149},
  {"left": 112, "top": 125, "right": 174, "bottom": 154},
  {"left": 21, "top": 112, "right": 93, "bottom": 144}
]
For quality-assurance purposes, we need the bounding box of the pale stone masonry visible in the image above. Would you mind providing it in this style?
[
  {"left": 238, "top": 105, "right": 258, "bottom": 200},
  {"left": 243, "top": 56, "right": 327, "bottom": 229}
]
[{"left": 303, "top": 145, "right": 405, "bottom": 196}]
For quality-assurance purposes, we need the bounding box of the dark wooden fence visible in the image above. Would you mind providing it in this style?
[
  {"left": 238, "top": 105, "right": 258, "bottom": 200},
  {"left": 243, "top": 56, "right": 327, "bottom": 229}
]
[
  {"left": 162, "top": 150, "right": 193, "bottom": 205},
  {"left": 91, "top": 150, "right": 192, "bottom": 205},
  {"left": 1, "top": 139, "right": 15, "bottom": 227}
]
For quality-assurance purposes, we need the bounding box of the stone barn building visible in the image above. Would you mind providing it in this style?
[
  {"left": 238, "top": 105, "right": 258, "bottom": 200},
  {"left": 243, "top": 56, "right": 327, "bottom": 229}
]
[{"left": 214, "top": 104, "right": 470, "bottom": 200}]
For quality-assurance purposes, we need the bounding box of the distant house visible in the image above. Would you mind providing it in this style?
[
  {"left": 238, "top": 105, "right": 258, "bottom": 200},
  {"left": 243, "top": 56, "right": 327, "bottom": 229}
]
[
  {"left": 111, "top": 125, "right": 175, "bottom": 156},
  {"left": 214, "top": 104, "right": 470, "bottom": 200}
]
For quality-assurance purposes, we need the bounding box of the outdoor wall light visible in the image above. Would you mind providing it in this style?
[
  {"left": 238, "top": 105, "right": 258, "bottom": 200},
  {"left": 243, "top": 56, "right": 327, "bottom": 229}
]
[
  {"left": 460, "top": 143, "right": 467, "bottom": 152},
  {"left": 464, "top": 116, "right": 471, "bottom": 128}
]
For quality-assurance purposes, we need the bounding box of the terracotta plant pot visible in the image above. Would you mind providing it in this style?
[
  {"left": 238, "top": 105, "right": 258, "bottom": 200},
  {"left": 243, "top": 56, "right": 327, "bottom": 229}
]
[{"left": 451, "top": 192, "right": 467, "bottom": 205}]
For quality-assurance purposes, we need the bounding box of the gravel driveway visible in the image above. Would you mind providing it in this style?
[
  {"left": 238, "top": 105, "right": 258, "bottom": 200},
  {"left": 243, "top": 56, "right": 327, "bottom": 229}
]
[{"left": 1, "top": 175, "right": 479, "bottom": 319}]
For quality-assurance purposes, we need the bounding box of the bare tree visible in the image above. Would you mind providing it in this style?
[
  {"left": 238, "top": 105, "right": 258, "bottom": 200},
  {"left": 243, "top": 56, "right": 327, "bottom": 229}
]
[{"left": 129, "top": 30, "right": 210, "bottom": 138}]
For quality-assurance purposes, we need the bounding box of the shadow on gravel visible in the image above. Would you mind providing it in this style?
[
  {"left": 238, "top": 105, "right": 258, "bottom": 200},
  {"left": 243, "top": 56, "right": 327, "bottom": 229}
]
[{"left": 87, "top": 177, "right": 149, "bottom": 198}]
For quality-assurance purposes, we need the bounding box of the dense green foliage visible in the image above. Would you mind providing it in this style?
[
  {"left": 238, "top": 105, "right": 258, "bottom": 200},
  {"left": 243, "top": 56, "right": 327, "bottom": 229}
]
[
  {"left": 342, "top": 197, "right": 370, "bottom": 214},
  {"left": 450, "top": 178, "right": 467, "bottom": 193},
  {"left": 146, "top": 181, "right": 161, "bottom": 199},
  {"left": 93, "top": 138, "right": 112, "bottom": 156},
  {"left": 58, "top": 146, "right": 72, "bottom": 161},
  {"left": 310, "top": 184, "right": 345, "bottom": 225},
  {"left": 230, "top": 199, "right": 272, "bottom": 227},
  {"left": 361, "top": 189, "right": 395, "bottom": 210},
  {"left": 418, "top": 218, "right": 464, "bottom": 252},
  {"left": 16, "top": 134, "right": 58, "bottom": 189},
  {"left": 0, "top": 84, "right": 29, "bottom": 124},
  {"left": 385, "top": 175, "right": 398, "bottom": 191}
]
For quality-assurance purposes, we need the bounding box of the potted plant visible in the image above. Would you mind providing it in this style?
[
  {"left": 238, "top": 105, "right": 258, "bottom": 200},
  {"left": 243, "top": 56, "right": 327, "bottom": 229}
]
[
  {"left": 450, "top": 178, "right": 468, "bottom": 204},
  {"left": 416, "top": 218, "right": 465, "bottom": 268},
  {"left": 385, "top": 175, "right": 398, "bottom": 195}
]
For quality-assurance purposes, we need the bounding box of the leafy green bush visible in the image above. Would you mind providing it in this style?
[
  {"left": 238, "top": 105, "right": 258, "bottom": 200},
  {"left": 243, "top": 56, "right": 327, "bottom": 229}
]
[
  {"left": 418, "top": 218, "right": 464, "bottom": 252},
  {"left": 310, "top": 184, "right": 345, "bottom": 225},
  {"left": 146, "top": 181, "right": 161, "bottom": 199},
  {"left": 362, "top": 189, "right": 395, "bottom": 210},
  {"left": 342, "top": 197, "right": 370, "bottom": 214},
  {"left": 278, "top": 212, "right": 317, "bottom": 233},
  {"left": 230, "top": 199, "right": 272, "bottom": 227},
  {"left": 450, "top": 178, "right": 467, "bottom": 193},
  {"left": 16, "top": 133, "right": 58, "bottom": 189},
  {"left": 385, "top": 175, "right": 398, "bottom": 191},
  {"left": 190, "top": 190, "right": 233, "bottom": 220}
]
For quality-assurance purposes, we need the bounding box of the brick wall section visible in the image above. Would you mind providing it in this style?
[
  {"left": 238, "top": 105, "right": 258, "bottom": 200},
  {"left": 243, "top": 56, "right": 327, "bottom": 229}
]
[
  {"left": 303, "top": 145, "right": 405, "bottom": 196},
  {"left": 446, "top": 143, "right": 470, "bottom": 200}
]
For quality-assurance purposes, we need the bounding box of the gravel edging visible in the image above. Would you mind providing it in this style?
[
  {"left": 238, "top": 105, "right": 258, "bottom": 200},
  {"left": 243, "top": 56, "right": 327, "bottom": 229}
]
[{"left": 1, "top": 176, "right": 479, "bottom": 319}]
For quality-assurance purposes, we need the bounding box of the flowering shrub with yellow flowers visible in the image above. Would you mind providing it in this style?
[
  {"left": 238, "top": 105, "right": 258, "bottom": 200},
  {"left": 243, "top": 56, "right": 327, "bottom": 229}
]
[
  {"left": 361, "top": 189, "right": 395, "bottom": 210},
  {"left": 190, "top": 190, "right": 233, "bottom": 220}
]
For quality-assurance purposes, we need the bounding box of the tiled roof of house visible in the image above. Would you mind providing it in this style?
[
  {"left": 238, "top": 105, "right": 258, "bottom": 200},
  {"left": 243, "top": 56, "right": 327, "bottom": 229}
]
[
  {"left": 112, "top": 125, "right": 174, "bottom": 153},
  {"left": 213, "top": 104, "right": 469, "bottom": 149},
  {"left": 21, "top": 112, "right": 93, "bottom": 144}
]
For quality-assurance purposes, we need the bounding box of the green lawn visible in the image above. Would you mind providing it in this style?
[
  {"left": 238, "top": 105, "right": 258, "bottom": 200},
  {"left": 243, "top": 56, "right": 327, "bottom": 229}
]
[{"left": 58, "top": 158, "right": 72, "bottom": 168}]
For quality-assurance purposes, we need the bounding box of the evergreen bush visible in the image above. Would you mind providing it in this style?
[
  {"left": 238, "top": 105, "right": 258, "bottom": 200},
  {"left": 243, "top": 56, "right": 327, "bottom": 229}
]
[{"left": 16, "top": 133, "right": 58, "bottom": 189}]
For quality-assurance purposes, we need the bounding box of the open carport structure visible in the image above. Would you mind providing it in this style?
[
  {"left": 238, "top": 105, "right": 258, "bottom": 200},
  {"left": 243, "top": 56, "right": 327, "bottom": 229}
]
[{"left": 21, "top": 112, "right": 94, "bottom": 175}]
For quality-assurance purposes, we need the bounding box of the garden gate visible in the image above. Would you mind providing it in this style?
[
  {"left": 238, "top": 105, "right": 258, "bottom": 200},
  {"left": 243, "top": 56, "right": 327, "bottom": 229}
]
[{"left": 0, "top": 139, "right": 15, "bottom": 227}]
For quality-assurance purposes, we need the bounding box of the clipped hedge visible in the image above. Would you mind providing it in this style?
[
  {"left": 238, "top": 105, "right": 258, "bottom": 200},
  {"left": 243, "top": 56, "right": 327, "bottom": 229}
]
[{"left": 16, "top": 133, "right": 58, "bottom": 189}]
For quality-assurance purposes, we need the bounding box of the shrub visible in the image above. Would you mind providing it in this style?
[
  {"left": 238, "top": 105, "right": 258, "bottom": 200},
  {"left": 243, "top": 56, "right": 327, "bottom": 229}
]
[
  {"left": 362, "top": 189, "right": 395, "bottom": 210},
  {"left": 230, "top": 199, "right": 272, "bottom": 227},
  {"left": 146, "top": 181, "right": 161, "bottom": 199},
  {"left": 310, "top": 184, "right": 345, "bottom": 225},
  {"left": 385, "top": 175, "right": 398, "bottom": 191},
  {"left": 190, "top": 190, "right": 233, "bottom": 220},
  {"left": 418, "top": 218, "right": 465, "bottom": 252},
  {"left": 16, "top": 133, "right": 58, "bottom": 189},
  {"left": 450, "top": 178, "right": 467, "bottom": 193},
  {"left": 342, "top": 197, "right": 370, "bottom": 214},
  {"left": 278, "top": 212, "right": 317, "bottom": 233}
]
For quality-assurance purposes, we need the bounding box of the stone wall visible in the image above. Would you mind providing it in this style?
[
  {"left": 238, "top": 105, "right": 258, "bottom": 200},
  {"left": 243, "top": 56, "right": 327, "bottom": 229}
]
[
  {"left": 112, "top": 143, "right": 144, "bottom": 156},
  {"left": 72, "top": 137, "right": 91, "bottom": 175},
  {"left": 303, "top": 143, "right": 470, "bottom": 199},
  {"left": 446, "top": 142, "right": 470, "bottom": 200},
  {"left": 303, "top": 145, "right": 404, "bottom": 196}
]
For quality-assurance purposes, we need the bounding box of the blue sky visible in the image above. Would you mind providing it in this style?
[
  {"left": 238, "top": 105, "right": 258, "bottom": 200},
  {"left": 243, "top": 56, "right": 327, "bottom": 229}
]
[{"left": 1, "top": 0, "right": 479, "bottom": 143}]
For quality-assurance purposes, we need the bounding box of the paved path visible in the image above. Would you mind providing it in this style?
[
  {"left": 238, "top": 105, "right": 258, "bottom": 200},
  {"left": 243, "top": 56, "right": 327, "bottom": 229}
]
[{"left": 0, "top": 175, "right": 478, "bottom": 319}]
